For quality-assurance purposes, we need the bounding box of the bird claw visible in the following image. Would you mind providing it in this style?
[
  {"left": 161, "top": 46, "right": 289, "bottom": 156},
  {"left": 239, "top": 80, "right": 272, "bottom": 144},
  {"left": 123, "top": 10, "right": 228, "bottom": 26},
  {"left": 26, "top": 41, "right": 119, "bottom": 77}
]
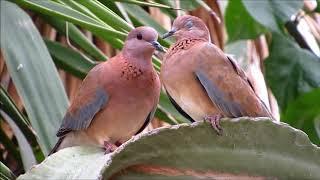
[
  {"left": 103, "top": 141, "right": 117, "bottom": 154},
  {"left": 204, "top": 114, "right": 223, "bottom": 135}
]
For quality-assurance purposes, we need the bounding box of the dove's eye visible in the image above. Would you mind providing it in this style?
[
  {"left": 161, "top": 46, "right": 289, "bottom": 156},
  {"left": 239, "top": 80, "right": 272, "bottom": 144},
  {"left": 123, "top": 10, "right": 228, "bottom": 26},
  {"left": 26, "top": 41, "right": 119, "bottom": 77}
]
[
  {"left": 186, "top": 20, "right": 193, "bottom": 29},
  {"left": 137, "top": 33, "right": 143, "bottom": 40}
]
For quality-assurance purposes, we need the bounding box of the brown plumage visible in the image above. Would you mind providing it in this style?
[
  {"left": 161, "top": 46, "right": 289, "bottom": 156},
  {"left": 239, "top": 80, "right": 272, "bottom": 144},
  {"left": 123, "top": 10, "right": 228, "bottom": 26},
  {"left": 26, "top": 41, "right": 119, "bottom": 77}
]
[
  {"left": 50, "top": 26, "right": 162, "bottom": 155},
  {"left": 161, "top": 15, "right": 273, "bottom": 133}
]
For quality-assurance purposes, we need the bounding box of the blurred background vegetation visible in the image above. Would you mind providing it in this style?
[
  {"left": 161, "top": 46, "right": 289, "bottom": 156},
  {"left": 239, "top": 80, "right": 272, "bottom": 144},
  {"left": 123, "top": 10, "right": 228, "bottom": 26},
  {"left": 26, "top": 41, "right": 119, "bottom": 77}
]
[{"left": 0, "top": 0, "right": 319, "bottom": 177}]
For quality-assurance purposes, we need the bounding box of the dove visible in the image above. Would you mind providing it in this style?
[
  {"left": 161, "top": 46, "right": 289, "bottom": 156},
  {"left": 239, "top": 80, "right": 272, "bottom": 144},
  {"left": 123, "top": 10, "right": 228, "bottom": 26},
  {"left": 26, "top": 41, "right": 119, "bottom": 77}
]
[
  {"left": 161, "top": 15, "right": 273, "bottom": 133},
  {"left": 50, "top": 26, "right": 163, "bottom": 154}
]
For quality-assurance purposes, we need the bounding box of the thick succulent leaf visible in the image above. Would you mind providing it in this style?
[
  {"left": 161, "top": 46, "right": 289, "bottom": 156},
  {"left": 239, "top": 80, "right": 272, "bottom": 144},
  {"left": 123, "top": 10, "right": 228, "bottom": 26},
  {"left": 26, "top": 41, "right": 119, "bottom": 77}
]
[
  {"left": 225, "top": 0, "right": 267, "bottom": 42},
  {"left": 44, "top": 39, "right": 96, "bottom": 79},
  {"left": 265, "top": 33, "right": 320, "bottom": 111},
  {"left": 282, "top": 89, "right": 320, "bottom": 145},
  {"left": 18, "top": 118, "right": 320, "bottom": 179},
  {"left": 0, "top": 162, "right": 16, "bottom": 180},
  {"left": 0, "top": 1, "right": 69, "bottom": 154},
  {"left": 242, "top": 0, "right": 303, "bottom": 33}
]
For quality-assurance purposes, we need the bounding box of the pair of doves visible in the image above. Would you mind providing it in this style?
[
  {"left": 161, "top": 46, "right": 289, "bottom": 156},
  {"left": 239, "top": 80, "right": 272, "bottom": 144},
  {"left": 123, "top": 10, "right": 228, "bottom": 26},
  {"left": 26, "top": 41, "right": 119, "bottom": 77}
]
[{"left": 50, "top": 15, "right": 273, "bottom": 155}]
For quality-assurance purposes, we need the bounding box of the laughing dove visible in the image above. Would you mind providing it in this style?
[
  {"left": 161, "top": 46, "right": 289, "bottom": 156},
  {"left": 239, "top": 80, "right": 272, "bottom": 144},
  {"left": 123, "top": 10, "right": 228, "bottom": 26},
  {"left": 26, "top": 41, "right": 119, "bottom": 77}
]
[
  {"left": 161, "top": 15, "right": 273, "bottom": 133},
  {"left": 50, "top": 26, "right": 163, "bottom": 154}
]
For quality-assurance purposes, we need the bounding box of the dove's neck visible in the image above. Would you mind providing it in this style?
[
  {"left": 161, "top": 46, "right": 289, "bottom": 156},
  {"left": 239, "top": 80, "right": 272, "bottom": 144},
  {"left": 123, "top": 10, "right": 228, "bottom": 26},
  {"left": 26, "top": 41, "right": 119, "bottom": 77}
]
[{"left": 122, "top": 49, "right": 153, "bottom": 69}]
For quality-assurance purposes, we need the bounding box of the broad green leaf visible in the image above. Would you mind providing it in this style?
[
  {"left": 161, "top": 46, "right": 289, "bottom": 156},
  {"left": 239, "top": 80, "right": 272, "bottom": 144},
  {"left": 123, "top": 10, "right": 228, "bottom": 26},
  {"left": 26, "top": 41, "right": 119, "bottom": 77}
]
[
  {"left": 0, "top": 162, "right": 16, "bottom": 180},
  {"left": 44, "top": 16, "right": 107, "bottom": 61},
  {"left": 18, "top": 118, "right": 320, "bottom": 179},
  {"left": 0, "top": 111, "right": 36, "bottom": 171},
  {"left": 265, "top": 33, "right": 320, "bottom": 111},
  {"left": 282, "top": 89, "right": 320, "bottom": 145},
  {"left": 243, "top": 0, "right": 303, "bottom": 33},
  {"left": 0, "top": 1, "right": 69, "bottom": 154},
  {"left": 44, "top": 39, "right": 96, "bottom": 79},
  {"left": 0, "top": 86, "right": 37, "bottom": 145},
  {"left": 225, "top": 0, "right": 267, "bottom": 42}
]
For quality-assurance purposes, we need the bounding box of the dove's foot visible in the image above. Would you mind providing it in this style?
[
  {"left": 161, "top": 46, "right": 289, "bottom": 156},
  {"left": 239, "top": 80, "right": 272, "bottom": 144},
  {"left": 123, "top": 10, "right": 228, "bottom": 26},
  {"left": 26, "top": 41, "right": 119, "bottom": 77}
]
[
  {"left": 103, "top": 141, "right": 117, "bottom": 154},
  {"left": 204, "top": 114, "right": 223, "bottom": 135}
]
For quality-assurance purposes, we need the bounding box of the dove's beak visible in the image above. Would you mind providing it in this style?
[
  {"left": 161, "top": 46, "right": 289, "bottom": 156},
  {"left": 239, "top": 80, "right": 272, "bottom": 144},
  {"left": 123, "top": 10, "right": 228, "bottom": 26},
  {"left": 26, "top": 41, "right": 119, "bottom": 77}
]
[
  {"left": 162, "top": 28, "right": 177, "bottom": 39},
  {"left": 151, "top": 41, "right": 165, "bottom": 52}
]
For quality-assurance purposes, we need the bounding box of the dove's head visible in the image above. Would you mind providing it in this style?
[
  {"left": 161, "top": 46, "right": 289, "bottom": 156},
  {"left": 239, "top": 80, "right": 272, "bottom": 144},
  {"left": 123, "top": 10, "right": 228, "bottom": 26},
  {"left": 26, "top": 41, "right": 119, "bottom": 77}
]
[
  {"left": 162, "top": 15, "right": 210, "bottom": 41},
  {"left": 123, "top": 26, "right": 164, "bottom": 60}
]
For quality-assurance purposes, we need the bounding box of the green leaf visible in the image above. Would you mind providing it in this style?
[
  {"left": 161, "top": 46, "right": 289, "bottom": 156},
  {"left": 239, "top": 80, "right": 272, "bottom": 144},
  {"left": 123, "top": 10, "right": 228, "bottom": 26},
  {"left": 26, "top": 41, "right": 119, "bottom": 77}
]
[
  {"left": 114, "top": 1, "right": 133, "bottom": 24},
  {"left": 154, "top": 0, "right": 177, "bottom": 18},
  {"left": 14, "top": 0, "right": 126, "bottom": 48},
  {"left": 224, "top": 40, "right": 249, "bottom": 69},
  {"left": 0, "top": 126, "right": 22, "bottom": 166},
  {"left": 316, "top": 115, "right": 320, "bottom": 138},
  {"left": 158, "top": 92, "right": 189, "bottom": 124},
  {"left": 76, "top": 0, "right": 133, "bottom": 32},
  {"left": 316, "top": 0, "right": 320, "bottom": 13},
  {"left": 154, "top": 108, "right": 177, "bottom": 125},
  {"left": 242, "top": 0, "right": 303, "bottom": 33},
  {"left": 18, "top": 118, "right": 320, "bottom": 179},
  {"left": 282, "top": 89, "right": 320, "bottom": 145},
  {"left": 179, "top": 0, "right": 201, "bottom": 10},
  {"left": 59, "top": 0, "right": 102, "bottom": 21},
  {"left": 0, "top": 1, "right": 69, "bottom": 155},
  {"left": 1, "top": 111, "right": 37, "bottom": 171},
  {"left": 0, "top": 162, "right": 16, "bottom": 180},
  {"left": 265, "top": 33, "right": 320, "bottom": 111},
  {"left": 0, "top": 86, "right": 37, "bottom": 146},
  {"left": 44, "top": 39, "right": 96, "bottom": 79},
  {"left": 113, "top": 0, "right": 175, "bottom": 10},
  {"left": 225, "top": 0, "right": 267, "bottom": 42},
  {"left": 44, "top": 16, "right": 107, "bottom": 61}
]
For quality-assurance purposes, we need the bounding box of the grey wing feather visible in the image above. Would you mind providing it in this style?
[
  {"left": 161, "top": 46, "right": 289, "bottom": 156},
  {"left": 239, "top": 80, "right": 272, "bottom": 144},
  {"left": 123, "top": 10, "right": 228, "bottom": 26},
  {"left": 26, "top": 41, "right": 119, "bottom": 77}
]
[
  {"left": 226, "top": 55, "right": 255, "bottom": 90},
  {"left": 56, "top": 88, "right": 109, "bottom": 137},
  {"left": 195, "top": 70, "right": 245, "bottom": 117},
  {"left": 226, "top": 55, "right": 274, "bottom": 118}
]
